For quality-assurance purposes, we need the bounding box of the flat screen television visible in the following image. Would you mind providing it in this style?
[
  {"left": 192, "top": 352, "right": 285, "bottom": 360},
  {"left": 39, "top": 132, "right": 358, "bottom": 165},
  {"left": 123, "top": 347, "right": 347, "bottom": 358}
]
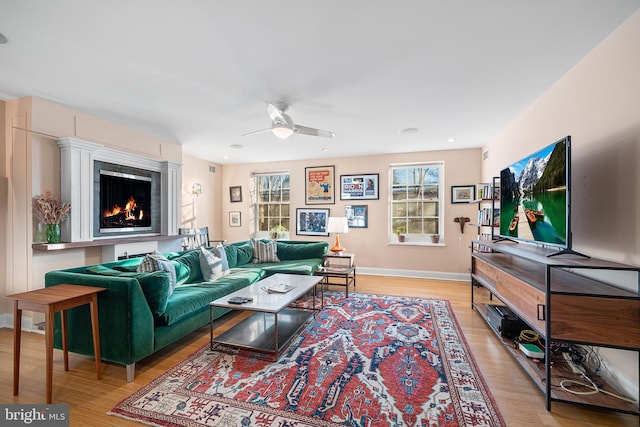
[{"left": 498, "top": 135, "right": 584, "bottom": 257}]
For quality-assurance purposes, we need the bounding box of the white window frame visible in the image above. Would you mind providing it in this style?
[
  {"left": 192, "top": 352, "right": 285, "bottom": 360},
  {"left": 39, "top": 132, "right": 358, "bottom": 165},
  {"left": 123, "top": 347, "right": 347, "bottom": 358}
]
[
  {"left": 389, "top": 161, "right": 444, "bottom": 245},
  {"left": 252, "top": 171, "right": 291, "bottom": 239}
]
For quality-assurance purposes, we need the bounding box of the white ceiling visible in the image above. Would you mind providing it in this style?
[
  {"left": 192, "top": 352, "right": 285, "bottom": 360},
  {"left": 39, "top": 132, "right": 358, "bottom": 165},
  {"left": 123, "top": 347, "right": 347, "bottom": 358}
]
[{"left": 1, "top": 1, "right": 638, "bottom": 164}]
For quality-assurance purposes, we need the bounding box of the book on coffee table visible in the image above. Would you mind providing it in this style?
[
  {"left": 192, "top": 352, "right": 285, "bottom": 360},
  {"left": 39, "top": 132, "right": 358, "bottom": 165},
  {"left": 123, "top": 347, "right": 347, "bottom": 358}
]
[{"left": 262, "top": 283, "right": 295, "bottom": 294}]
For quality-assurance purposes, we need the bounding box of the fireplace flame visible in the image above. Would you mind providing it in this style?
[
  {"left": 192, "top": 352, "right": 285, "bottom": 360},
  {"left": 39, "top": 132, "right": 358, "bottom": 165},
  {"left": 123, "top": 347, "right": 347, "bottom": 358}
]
[{"left": 104, "top": 196, "right": 145, "bottom": 221}]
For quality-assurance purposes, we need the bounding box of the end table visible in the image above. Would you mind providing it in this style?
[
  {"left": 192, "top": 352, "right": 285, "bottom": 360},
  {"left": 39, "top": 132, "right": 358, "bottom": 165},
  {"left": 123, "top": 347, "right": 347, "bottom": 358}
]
[
  {"left": 8, "top": 284, "right": 105, "bottom": 404},
  {"left": 315, "top": 252, "right": 356, "bottom": 302}
]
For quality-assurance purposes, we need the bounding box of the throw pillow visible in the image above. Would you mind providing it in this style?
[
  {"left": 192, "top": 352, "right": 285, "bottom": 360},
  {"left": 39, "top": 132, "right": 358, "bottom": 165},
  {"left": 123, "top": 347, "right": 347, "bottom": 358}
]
[
  {"left": 135, "top": 271, "right": 172, "bottom": 317},
  {"left": 137, "top": 251, "right": 177, "bottom": 295},
  {"left": 251, "top": 238, "right": 280, "bottom": 263},
  {"left": 173, "top": 249, "right": 203, "bottom": 284},
  {"left": 212, "top": 244, "right": 230, "bottom": 275},
  {"left": 235, "top": 241, "right": 254, "bottom": 266},
  {"left": 199, "top": 247, "right": 223, "bottom": 281}
]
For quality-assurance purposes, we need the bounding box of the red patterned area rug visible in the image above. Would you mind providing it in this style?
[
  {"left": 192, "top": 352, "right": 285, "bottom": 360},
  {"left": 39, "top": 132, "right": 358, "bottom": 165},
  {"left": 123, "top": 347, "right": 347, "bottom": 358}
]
[{"left": 109, "top": 292, "right": 504, "bottom": 426}]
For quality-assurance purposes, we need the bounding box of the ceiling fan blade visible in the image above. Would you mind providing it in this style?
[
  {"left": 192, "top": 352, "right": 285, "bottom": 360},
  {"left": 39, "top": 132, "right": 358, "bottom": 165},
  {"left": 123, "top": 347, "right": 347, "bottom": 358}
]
[
  {"left": 294, "top": 125, "right": 336, "bottom": 138},
  {"left": 266, "top": 102, "right": 287, "bottom": 122},
  {"left": 242, "top": 128, "right": 272, "bottom": 137}
]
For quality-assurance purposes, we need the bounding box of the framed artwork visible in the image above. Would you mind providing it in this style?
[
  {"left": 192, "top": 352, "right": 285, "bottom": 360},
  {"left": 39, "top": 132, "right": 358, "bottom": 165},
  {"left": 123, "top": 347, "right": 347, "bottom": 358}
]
[
  {"left": 305, "top": 166, "right": 335, "bottom": 204},
  {"left": 229, "top": 186, "right": 242, "bottom": 203},
  {"left": 451, "top": 185, "right": 475, "bottom": 204},
  {"left": 340, "top": 173, "right": 379, "bottom": 200},
  {"left": 296, "top": 208, "right": 330, "bottom": 236},
  {"left": 345, "top": 205, "right": 368, "bottom": 228},
  {"left": 229, "top": 211, "right": 241, "bottom": 227}
]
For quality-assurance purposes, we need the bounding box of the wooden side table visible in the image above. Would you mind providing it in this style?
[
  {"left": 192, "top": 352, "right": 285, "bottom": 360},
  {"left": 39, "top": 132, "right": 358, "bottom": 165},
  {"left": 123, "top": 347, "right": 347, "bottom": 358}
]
[{"left": 8, "top": 284, "right": 106, "bottom": 403}]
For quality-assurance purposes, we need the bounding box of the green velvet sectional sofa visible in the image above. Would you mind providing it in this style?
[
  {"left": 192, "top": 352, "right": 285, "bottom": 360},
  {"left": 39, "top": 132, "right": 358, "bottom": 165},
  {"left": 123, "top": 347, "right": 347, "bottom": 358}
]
[{"left": 44, "top": 239, "right": 328, "bottom": 381}]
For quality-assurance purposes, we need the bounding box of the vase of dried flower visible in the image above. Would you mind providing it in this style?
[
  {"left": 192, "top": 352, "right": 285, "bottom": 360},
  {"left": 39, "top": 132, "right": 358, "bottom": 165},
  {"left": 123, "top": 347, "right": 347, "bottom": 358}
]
[{"left": 46, "top": 223, "right": 61, "bottom": 244}]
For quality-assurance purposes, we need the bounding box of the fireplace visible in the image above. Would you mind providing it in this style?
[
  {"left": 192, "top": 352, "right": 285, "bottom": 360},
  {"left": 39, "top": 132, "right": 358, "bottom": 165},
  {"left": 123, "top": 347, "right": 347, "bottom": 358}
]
[
  {"left": 100, "top": 170, "right": 152, "bottom": 232},
  {"left": 93, "top": 161, "right": 162, "bottom": 238}
]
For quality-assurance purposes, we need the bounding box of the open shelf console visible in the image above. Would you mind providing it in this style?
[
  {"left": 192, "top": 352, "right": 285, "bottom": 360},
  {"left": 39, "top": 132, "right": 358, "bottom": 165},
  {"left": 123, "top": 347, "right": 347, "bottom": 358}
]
[{"left": 471, "top": 240, "right": 639, "bottom": 415}]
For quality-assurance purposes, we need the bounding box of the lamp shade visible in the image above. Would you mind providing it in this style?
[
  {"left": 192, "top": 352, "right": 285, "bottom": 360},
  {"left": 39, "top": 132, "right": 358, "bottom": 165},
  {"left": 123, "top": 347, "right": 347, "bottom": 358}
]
[{"left": 327, "top": 217, "right": 349, "bottom": 234}]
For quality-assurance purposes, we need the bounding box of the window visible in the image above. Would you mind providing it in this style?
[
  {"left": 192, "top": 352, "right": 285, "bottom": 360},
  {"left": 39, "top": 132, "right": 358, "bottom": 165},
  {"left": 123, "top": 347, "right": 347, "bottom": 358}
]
[
  {"left": 390, "top": 162, "right": 443, "bottom": 243},
  {"left": 253, "top": 172, "right": 290, "bottom": 236}
]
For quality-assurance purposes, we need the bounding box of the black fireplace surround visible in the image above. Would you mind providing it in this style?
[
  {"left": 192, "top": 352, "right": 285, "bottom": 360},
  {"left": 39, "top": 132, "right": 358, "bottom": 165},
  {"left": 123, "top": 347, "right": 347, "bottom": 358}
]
[{"left": 93, "top": 161, "right": 161, "bottom": 237}]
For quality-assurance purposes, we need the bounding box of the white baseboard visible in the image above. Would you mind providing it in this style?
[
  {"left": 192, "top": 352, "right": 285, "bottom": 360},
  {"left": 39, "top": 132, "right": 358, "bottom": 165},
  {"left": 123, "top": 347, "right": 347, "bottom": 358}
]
[
  {"left": 0, "top": 313, "right": 45, "bottom": 334},
  {"left": 357, "top": 267, "right": 470, "bottom": 282}
]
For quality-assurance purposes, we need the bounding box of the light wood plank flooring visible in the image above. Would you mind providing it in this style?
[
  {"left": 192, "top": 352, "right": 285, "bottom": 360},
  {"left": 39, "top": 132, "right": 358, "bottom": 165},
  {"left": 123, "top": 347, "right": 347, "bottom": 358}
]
[{"left": 1, "top": 275, "right": 637, "bottom": 426}]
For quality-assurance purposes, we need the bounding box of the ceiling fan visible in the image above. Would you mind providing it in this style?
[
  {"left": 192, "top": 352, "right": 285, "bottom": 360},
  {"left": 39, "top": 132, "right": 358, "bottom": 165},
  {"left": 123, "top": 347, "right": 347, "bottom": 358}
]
[{"left": 243, "top": 102, "right": 335, "bottom": 139}]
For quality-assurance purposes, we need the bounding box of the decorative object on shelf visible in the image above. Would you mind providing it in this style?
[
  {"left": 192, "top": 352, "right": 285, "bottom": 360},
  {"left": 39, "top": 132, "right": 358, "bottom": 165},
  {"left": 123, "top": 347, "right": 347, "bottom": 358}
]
[
  {"left": 229, "top": 211, "right": 241, "bottom": 227},
  {"left": 32, "top": 192, "right": 71, "bottom": 243},
  {"left": 229, "top": 186, "right": 242, "bottom": 202},
  {"left": 269, "top": 224, "right": 288, "bottom": 239},
  {"left": 340, "top": 173, "right": 379, "bottom": 200},
  {"left": 327, "top": 217, "right": 349, "bottom": 253},
  {"left": 451, "top": 185, "right": 475, "bottom": 203},
  {"left": 431, "top": 234, "right": 440, "bottom": 244},
  {"left": 395, "top": 224, "right": 406, "bottom": 242},
  {"left": 345, "top": 205, "right": 368, "bottom": 228},
  {"left": 296, "top": 208, "right": 330, "bottom": 236},
  {"left": 454, "top": 216, "right": 470, "bottom": 233},
  {"left": 191, "top": 182, "right": 203, "bottom": 197},
  {"left": 305, "top": 165, "right": 335, "bottom": 205}
]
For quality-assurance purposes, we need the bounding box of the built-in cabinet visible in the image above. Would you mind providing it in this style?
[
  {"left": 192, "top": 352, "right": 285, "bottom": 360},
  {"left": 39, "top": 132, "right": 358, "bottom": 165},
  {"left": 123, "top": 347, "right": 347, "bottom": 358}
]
[{"left": 470, "top": 240, "right": 639, "bottom": 415}]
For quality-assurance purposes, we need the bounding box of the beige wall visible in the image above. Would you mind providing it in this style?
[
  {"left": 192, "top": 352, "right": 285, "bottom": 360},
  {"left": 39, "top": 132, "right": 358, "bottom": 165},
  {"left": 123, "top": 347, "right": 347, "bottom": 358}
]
[
  {"left": 0, "top": 97, "right": 183, "bottom": 324},
  {"left": 220, "top": 148, "right": 482, "bottom": 277},
  {"left": 483, "top": 11, "right": 640, "bottom": 267},
  {"left": 481, "top": 10, "right": 640, "bottom": 398},
  {"left": 180, "top": 154, "right": 223, "bottom": 238}
]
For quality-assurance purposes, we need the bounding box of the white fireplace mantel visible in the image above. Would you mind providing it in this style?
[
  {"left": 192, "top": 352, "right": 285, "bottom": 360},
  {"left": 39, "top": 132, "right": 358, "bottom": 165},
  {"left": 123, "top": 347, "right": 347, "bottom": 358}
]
[{"left": 58, "top": 137, "right": 181, "bottom": 242}]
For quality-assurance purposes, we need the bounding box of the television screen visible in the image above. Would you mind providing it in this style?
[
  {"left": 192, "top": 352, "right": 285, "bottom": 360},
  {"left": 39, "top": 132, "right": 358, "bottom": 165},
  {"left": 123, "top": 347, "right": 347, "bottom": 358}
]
[{"left": 499, "top": 136, "right": 570, "bottom": 249}]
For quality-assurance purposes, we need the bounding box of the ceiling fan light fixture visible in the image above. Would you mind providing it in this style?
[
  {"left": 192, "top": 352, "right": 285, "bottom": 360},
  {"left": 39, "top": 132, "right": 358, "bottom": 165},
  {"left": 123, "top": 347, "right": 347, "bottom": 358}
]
[{"left": 272, "top": 125, "right": 294, "bottom": 139}]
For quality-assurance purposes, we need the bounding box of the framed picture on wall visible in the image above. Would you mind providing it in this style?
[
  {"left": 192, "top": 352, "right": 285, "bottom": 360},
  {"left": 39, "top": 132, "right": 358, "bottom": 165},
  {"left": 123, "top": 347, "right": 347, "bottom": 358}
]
[
  {"left": 451, "top": 185, "right": 475, "bottom": 204},
  {"left": 305, "top": 166, "right": 335, "bottom": 204},
  {"left": 229, "top": 211, "right": 241, "bottom": 227},
  {"left": 345, "top": 205, "right": 368, "bottom": 228},
  {"left": 296, "top": 208, "right": 330, "bottom": 236},
  {"left": 340, "top": 173, "right": 379, "bottom": 200},
  {"left": 229, "top": 186, "right": 242, "bottom": 203}
]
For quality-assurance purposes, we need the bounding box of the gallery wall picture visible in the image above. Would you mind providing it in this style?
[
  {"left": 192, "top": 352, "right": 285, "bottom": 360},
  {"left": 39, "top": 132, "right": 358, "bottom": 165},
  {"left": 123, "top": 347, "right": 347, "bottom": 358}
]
[
  {"left": 230, "top": 186, "right": 242, "bottom": 203},
  {"left": 340, "top": 173, "right": 379, "bottom": 200},
  {"left": 305, "top": 166, "right": 335, "bottom": 204},
  {"left": 229, "top": 211, "right": 241, "bottom": 227},
  {"left": 345, "top": 205, "right": 368, "bottom": 228},
  {"left": 296, "top": 208, "right": 330, "bottom": 236},
  {"left": 451, "top": 185, "right": 475, "bottom": 204}
]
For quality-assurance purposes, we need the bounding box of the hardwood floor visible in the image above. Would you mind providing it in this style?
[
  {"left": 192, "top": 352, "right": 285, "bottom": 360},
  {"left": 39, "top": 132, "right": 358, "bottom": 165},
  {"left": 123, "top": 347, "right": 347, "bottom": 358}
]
[{"left": 1, "top": 275, "right": 637, "bottom": 426}]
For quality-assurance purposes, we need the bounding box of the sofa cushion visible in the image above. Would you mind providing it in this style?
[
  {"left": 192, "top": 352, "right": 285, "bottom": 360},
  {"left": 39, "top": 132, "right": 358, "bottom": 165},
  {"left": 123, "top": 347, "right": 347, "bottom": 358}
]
[
  {"left": 247, "top": 259, "right": 322, "bottom": 276},
  {"left": 156, "top": 268, "right": 264, "bottom": 326},
  {"left": 199, "top": 247, "right": 224, "bottom": 281},
  {"left": 251, "top": 238, "right": 280, "bottom": 263},
  {"left": 137, "top": 252, "right": 177, "bottom": 295},
  {"left": 173, "top": 249, "right": 203, "bottom": 284},
  {"left": 235, "top": 241, "right": 254, "bottom": 266},
  {"left": 276, "top": 241, "right": 328, "bottom": 260},
  {"left": 136, "top": 271, "right": 172, "bottom": 317},
  {"left": 85, "top": 265, "right": 171, "bottom": 316},
  {"left": 223, "top": 244, "right": 238, "bottom": 269}
]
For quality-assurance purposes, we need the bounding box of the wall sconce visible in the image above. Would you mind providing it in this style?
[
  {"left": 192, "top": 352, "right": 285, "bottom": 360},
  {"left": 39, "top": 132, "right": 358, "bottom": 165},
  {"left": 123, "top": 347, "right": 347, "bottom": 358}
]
[{"left": 191, "top": 183, "right": 203, "bottom": 197}]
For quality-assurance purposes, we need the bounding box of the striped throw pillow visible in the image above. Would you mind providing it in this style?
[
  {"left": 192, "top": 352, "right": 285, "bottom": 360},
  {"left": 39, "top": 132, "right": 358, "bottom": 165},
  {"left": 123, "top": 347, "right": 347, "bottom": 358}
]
[{"left": 251, "top": 238, "right": 280, "bottom": 263}]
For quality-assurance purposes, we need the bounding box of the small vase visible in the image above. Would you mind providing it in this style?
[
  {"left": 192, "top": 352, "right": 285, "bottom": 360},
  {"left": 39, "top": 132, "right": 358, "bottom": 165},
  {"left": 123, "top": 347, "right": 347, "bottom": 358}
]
[{"left": 46, "top": 223, "right": 61, "bottom": 244}]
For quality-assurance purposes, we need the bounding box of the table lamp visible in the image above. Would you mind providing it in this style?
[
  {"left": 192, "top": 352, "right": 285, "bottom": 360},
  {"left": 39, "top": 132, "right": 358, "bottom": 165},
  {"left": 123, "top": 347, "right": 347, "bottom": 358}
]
[{"left": 327, "top": 217, "right": 349, "bottom": 253}]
